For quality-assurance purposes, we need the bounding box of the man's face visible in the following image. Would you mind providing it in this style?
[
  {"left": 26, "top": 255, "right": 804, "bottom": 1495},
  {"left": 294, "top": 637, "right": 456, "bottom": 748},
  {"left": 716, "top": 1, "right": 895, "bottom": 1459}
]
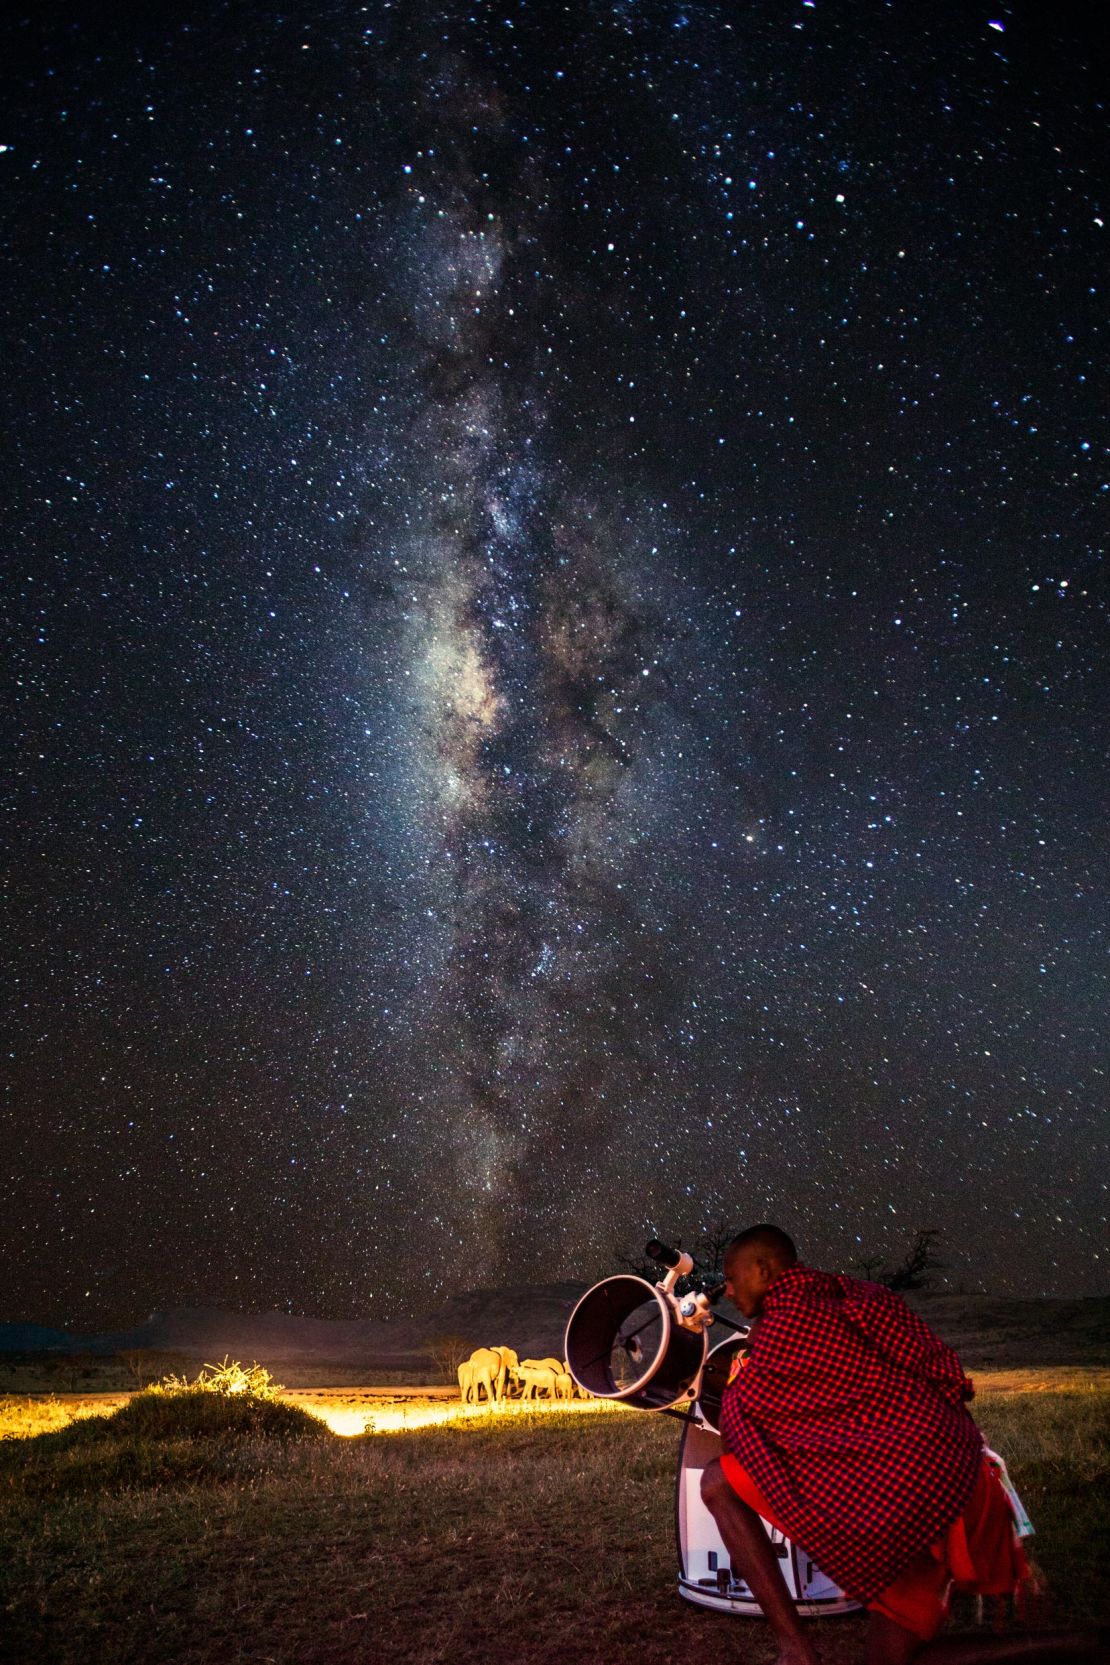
[{"left": 724, "top": 1247, "right": 773, "bottom": 1318}]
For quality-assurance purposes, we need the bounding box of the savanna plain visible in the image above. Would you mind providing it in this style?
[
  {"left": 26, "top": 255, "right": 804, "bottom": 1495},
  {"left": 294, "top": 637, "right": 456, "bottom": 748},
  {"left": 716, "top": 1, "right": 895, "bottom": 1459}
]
[{"left": 1, "top": 1363, "right": 1107, "bottom": 1665}]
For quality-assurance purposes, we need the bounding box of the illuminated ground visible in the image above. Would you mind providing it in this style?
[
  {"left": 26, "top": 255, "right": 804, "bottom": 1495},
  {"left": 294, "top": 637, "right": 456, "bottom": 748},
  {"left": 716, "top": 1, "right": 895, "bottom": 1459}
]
[
  {"left": 0, "top": 1382, "right": 625, "bottom": 1441},
  {"left": 281, "top": 1385, "right": 623, "bottom": 1436},
  {"left": 3, "top": 1366, "right": 1107, "bottom": 1443}
]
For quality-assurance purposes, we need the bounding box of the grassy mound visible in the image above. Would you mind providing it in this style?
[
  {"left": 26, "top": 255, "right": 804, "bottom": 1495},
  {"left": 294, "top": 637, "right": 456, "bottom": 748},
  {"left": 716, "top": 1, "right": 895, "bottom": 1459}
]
[
  {"left": 0, "top": 1384, "right": 328, "bottom": 1496},
  {"left": 107, "top": 1384, "right": 324, "bottom": 1443}
]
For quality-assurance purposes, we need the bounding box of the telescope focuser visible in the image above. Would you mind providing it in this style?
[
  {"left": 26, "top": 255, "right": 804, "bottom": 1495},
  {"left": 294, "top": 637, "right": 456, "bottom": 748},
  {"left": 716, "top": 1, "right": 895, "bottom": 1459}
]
[{"left": 645, "top": 1239, "right": 715, "bottom": 1334}]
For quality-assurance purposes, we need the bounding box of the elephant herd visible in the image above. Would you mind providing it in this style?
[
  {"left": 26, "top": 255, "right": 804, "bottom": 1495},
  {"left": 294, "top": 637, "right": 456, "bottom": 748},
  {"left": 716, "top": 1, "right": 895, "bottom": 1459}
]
[{"left": 456, "top": 1345, "right": 584, "bottom": 1405}]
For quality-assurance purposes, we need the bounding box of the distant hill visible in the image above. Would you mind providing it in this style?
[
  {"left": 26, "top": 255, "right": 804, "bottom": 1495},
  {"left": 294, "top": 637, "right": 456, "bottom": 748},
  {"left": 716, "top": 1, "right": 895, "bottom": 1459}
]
[
  {"left": 0, "top": 1283, "right": 592, "bottom": 1369},
  {"left": 90, "top": 1283, "right": 591, "bottom": 1369},
  {"left": 3, "top": 1286, "right": 1107, "bottom": 1373},
  {"left": 0, "top": 1322, "right": 87, "bottom": 1354},
  {"left": 903, "top": 1292, "right": 1110, "bottom": 1368}
]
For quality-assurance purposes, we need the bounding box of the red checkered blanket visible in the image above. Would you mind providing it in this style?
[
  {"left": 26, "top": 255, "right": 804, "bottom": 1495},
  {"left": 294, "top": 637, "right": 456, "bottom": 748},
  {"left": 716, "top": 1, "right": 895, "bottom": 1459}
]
[{"left": 719, "top": 1265, "right": 984, "bottom": 1602}]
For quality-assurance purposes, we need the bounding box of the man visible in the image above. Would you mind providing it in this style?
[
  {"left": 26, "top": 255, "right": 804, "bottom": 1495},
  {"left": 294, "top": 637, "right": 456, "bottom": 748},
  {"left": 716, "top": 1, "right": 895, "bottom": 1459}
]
[{"left": 700, "top": 1225, "right": 1097, "bottom": 1664}]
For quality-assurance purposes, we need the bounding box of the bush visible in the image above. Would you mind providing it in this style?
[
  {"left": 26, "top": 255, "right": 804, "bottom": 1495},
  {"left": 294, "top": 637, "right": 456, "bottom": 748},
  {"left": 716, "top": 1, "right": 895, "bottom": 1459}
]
[{"left": 159, "top": 1356, "right": 283, "bottom": 1399}]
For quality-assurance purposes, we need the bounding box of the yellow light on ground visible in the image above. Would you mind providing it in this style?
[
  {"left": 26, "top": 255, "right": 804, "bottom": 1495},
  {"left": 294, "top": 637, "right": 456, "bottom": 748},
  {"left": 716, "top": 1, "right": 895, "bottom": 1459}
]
[
  {"left": 312, "top": 1406, "right": 374, "bottom": 1436},
  {"left": 290, "top": 1395, "right": 625, "bottom": 1438}
]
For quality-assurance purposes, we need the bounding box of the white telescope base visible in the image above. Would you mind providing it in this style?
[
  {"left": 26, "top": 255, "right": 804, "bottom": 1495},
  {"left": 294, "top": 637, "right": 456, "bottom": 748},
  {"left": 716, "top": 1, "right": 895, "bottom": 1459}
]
[{"left": 676, "top": 1417, "right": 859, "bottom": 1617}]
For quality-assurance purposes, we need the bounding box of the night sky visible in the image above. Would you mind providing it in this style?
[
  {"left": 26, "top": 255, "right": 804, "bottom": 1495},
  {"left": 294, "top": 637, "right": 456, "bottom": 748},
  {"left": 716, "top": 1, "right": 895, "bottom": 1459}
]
[{"left": 3, "top": 1, "right": 1106, "bottom": 1329}]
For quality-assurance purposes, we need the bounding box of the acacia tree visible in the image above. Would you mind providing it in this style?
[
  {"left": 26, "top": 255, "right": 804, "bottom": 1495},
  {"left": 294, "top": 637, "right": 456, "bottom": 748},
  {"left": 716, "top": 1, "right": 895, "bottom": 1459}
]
[
  {"left": 854, "top": 1229, "right": 945, "bottom": 1291},
  {"left": 693, "top": 1221, "right": 741, "bottom": 1278},
  {"left": 120, "top": 1349, "right": 192, "bottom": 1389},
  {"left": 425, "top": 1333, "right": 475, "bottom": 1384},
  {"left": 886, "top": 1228, "right": 945, "bottom": 1291}
]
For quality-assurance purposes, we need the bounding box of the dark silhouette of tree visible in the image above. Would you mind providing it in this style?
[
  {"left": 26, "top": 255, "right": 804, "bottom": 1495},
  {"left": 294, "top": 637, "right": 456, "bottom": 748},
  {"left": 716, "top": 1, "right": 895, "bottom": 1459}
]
[
  {"left": 887, "top": 1228, "right": 945, "bottom": 1291},
  {"left": 57, "top": 1350, "right": 99, "bottom": 1392},
  {"left": 692, "top": 1220, "right": 740, "bottom": 1279},
  {"left": 425, "top": 1333, "right": 475, "bottom": 1383},
  {"left": 854, "top": 1230, "right": 945, "bottom": 1291},
  {"left": 119, "top": 1348, "right": 191, "bottom": 1389},
  {"left": 611, "top": 1243, "right": 661, "bottom": 1280}
]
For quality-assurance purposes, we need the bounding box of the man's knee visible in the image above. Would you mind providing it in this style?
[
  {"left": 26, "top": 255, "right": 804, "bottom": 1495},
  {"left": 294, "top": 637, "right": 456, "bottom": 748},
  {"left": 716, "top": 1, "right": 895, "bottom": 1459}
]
[{"left": 701, "top": 1456, "right": 730, "bottom": 1510}]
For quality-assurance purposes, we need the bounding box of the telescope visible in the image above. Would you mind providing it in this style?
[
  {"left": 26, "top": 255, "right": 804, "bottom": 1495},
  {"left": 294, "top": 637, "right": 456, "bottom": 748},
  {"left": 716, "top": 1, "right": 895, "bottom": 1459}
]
[
  {"left": 562, "top": 1238, "right": 722, "bottom": 1410},
  {"left": 564, "top": 1241, "right": 858, "bottom": 1619}
]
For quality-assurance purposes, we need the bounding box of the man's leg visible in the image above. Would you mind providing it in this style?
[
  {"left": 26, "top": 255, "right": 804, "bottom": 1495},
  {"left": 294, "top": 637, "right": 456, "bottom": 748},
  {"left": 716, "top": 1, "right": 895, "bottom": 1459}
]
[
  {"left": 700, "top": 1457, "right": 820, "bottom": 1665},
  {"left": 867, "top": 1609, "right": 1102, "bottom": 1665}
]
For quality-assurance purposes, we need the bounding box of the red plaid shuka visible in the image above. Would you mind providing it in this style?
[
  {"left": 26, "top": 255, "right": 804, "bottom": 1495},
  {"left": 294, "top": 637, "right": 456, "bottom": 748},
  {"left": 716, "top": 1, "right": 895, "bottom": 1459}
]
[{"left": 719, "top": 1265, "right": 984, "bottom": 1604}]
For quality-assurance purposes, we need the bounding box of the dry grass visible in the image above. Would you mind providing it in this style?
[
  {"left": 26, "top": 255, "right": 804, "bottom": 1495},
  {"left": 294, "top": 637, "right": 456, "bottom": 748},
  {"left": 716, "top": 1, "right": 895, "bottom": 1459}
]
[
  {"left": 0, "top": 1377, "right": 1105, "bottom": 1665},
  {"left": 0, "top": 1394, "right": 121, "bottom": 1440}
]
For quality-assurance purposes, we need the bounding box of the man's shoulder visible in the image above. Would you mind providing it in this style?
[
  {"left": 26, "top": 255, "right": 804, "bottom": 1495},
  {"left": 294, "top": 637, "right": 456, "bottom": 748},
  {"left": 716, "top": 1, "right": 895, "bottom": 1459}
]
[
  {"left": 766, "top": 1264, "right": 863, "bottom": 1312},
  {"left": 768, "top": 1263, "right": 836, "bottom": 1300},
  {"left": 837, "top": 1274, "right": 924, "bottom": 1331},
  {"left": 851, "top": 1275, "right": 910, "bottom": 1308},
  {"left": 762, "top": 1267, "right": 914, "bottom": 1341},
  {"left": 839, "top": 1277, "right": 964, "bottom": 1367},
  {"left": 758, "top": 1266, "right": 853, "bottom": 1342}
]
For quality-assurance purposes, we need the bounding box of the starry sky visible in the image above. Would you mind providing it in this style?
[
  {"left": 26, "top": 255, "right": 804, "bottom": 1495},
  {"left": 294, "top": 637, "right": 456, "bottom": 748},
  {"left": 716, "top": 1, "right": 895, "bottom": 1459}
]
[{"left": 3, "top": 1, "right": 1106, "bottom": 1329}]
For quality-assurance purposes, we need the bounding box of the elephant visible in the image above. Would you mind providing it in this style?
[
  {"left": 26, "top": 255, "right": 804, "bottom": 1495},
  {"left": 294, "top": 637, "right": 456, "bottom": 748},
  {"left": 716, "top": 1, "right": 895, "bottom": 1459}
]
[
  {"left": 490, "top": 1344, "right": 520, "bottom": 1396},
  {"left": 551, "top": 1357, "right": 590, "bottom": 1399},
  {"left": 457, "top": 1359, "right": 474, "bottom": 1402},
  {"left": 530, "top": 1357, "right": 575, "bottom": 1399},
  {"left": 457, "top": 1346, "right": 509, "bottom": 1404},
  {"left": 516, "top": 1359, "right": 563, "bottom": 1400}
]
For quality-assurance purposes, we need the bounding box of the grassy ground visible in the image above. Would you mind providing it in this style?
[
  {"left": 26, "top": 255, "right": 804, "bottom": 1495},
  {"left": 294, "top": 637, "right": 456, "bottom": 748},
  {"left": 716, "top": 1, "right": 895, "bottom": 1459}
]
[{"left": 0, "top": 1379, "right": 1105, "bottom": 1665}]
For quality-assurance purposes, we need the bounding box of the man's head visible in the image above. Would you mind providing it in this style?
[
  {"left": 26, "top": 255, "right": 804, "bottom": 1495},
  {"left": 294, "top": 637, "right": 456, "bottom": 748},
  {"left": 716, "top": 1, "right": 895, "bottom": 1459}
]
[{"left": 722, "top": 1224, "right": 798, "bottom": 1317}]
